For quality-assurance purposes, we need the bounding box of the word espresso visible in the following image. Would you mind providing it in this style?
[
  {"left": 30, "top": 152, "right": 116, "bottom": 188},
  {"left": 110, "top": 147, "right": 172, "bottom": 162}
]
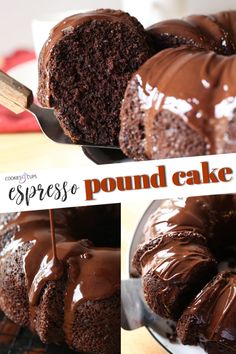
[{"left": 9, "top": 182, "right": 80, "bottom": 206}]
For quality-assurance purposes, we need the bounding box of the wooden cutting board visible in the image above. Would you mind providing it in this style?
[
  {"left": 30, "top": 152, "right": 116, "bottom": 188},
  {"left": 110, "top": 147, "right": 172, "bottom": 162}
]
[{"left": 122, "top": 328, "right": 168, "bottom": 354}]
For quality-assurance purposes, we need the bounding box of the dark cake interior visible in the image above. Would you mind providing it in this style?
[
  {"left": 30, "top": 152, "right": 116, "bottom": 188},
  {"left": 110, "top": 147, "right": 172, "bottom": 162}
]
[
  {"left": 37, "top": 9, "right": 236, "bottom": 159},
  {"left": 38, "top": 9, "right": 153, "bottom": 146}
]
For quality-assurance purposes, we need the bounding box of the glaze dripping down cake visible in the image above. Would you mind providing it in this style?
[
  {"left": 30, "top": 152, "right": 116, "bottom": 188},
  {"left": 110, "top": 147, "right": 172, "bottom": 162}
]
[
  {"left": 37, "top": 9, "right": 236, "bottom": 158},
  {"left": 119, "top": 11, "right": 236, "bottom": 159},
  {"left": 0, "top": 206, "right": 120, "bottom": 354}
]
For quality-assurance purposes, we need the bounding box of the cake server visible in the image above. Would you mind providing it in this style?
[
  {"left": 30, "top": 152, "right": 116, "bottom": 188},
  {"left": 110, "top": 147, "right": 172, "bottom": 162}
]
[
  {"left": 121, "top": 278, "right": 154, "bottom": 330},
  {"left": 121, "top": 278, "right": 175, "bottom": 335},
  {"left": 0, "top": 70, "right": 119, "bottom": 148}
]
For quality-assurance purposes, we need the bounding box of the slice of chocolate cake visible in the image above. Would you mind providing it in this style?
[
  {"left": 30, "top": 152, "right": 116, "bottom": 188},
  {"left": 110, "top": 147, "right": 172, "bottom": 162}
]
[
  {"left": 177, "top": 272, "right": 236, "bottom": 354},
  {"left": 38, "top": 9, "right": 153, "bottom": 146},
  {"left": 133, "top": 231, "right": 217, "bottom": 320}
]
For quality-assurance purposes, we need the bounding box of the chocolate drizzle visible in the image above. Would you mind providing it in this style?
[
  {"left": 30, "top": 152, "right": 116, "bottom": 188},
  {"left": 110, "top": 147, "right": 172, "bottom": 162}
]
[
  {"left": 178, "top": 272, "right": 236, "bottom": 350},
  {"left": 144, "top": 195, "right": 236, "bottom": 247},
  {"left": 0, "top": 210, "right": 120, "bottom": 347},
  {"left": 140, "top": 233, "right": 213, "bottom": 281},
  {"left": 138, "top": 195, "right": 236, "bottom": 352},
  {"left": 119, "top": 11, "right": 236, "bottom": 159},
  {"left": 147, "top": 13, "right": 236, "bottom": 54},
  {"left": 135, "top": 45, "right": 236, "bottom": 156},
  {"left": 144, "top": 197, "right": 212, "bottom": 240}
]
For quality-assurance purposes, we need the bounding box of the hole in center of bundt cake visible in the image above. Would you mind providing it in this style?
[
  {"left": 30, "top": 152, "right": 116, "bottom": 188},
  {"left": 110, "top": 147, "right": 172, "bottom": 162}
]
[{"left": 48, "top": 20, "right": 151, "bottom": 146}]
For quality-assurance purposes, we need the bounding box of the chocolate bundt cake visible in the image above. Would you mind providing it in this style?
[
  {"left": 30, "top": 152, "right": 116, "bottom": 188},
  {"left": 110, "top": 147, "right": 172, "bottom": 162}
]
[
  {"left": 119, "top": 11, "right": 236, "bottom": 160},
  {"left": 0, "top": 207, "right": 120, "bottom": 354},
  {"left": 133, "top": 195, "right": 236, "bottom": 353},
  {"left": 37, "top": 9, "right": 153, "bottom": 146}
]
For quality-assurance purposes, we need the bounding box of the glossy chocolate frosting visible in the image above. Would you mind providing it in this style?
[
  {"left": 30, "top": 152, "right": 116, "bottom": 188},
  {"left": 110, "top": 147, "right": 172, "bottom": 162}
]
[
  {"left": 138, "top": 195, "right": 236, "bottom": 352},
  {"left": 178, "top": 272, "right": 236, "bottom": 351},
  {"left": 39, "top": 9, "right": 137, "bottom": 107},
  {"left": 147, "top": 12, "right": 236, "bottom": 54},
  {"left": 140, "top": 232, "right": 213, "bottom": 282},
  {"left": 134, "top": 45, "right": 236, "bottom": 156},
  {"left": 144, "top": 195, "right": 236, "bottom": 245},
  {"left": 0, "top": 210, "right": 120, "bottom": 347},
  {"left": 144, "top": 197, "right": 210, "bottom": 238},
  {"left": 120, "top": 11, "right": 236, "bottom": 158}
]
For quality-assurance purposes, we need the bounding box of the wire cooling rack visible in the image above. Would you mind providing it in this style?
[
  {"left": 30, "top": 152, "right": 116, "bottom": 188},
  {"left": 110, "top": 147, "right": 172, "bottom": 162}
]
[{"left": 0, "top": 312, "right": 76, "bottom": 354}]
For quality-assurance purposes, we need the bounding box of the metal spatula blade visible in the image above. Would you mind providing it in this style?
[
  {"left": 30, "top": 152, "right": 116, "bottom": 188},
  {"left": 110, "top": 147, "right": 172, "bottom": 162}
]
[
  {"left": 0, "top": 70, "right": 119, "bottom": 148},
  {"left": 122, "top": 278, "right": 177, "bottom": 339},
  {"left": 29, "top": 103, "right": 71, "bottom": 143},
  {"left": 121, "top": 278, "right": 162, "bottom": 330}
]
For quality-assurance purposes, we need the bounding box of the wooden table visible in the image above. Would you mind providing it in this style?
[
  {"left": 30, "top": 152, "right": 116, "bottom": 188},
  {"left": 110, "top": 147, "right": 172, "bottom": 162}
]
[
  {"left": 122, "top": 328, "right": 167, "bottom": 354},
  {"left": 0, "top": 132, "right": 93, "bottom": 172}
]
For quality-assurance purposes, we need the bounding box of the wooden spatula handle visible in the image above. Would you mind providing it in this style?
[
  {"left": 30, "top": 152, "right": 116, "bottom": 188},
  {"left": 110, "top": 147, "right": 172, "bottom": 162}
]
[{"left": 0, "top": 70, "right": 33, "bottom": 114}]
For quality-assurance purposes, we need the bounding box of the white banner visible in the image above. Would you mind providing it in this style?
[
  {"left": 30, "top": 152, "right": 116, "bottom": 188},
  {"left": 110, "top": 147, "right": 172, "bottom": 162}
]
[{"left": 1, "top": 153, "right": 236, "bottom": 212}]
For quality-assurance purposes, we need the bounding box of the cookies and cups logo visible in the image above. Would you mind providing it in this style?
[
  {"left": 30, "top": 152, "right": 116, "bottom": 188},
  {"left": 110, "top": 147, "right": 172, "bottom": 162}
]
[{"left": 5, "top": 173, "right": 37, "bottom": 184}]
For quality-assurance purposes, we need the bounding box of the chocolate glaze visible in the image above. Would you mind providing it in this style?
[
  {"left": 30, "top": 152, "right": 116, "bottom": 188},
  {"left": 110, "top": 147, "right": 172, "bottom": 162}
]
[
  {"left": 137, "top": 195, "right": 236, "bottom": 353},
  {"left": 0, "top": 210, "right": 120, "bottom": 347},
  {"left": 178, "top": 272, "right": 236, "bottom": 351},
  {"left": 140, "top": 232, "right": 213, "bottom": 282},
  {"left": 144, "top": 195, "right": 236, "bottom": 246},
  {"left": 135, "top": 45, "right": 236, "bottom": 156},
  {"left": 144, "top": 197, "right": 210, "bottom": 238},
  {"left": 39, "top": 9, "right": 136, "bottom": 107},
  {"left": 123, "top": 11, "right": 236, "bottom": 158},
  {"left": 133, "top": 227, "right": 217, "bottom": 320},
  {"left": 147, "top": 12, "right": 236, "bottom": 54}
]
